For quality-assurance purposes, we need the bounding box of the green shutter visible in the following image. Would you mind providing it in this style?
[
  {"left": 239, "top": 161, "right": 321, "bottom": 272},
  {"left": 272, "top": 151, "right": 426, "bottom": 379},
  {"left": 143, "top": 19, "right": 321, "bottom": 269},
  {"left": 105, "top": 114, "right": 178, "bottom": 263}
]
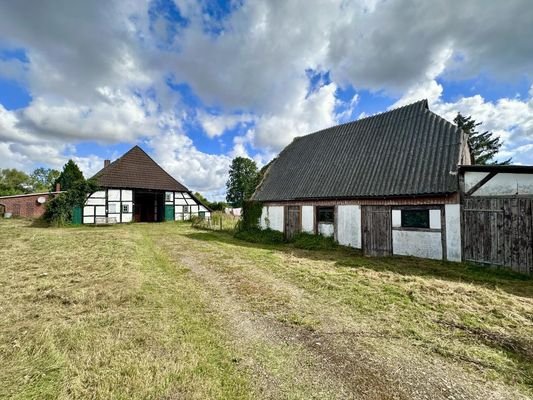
[
  {"left": 72, "top": 206, "right": 82, "bottom": 225},
  {"left": 164, "top": 205, "right": 174, "bottom": 221}
]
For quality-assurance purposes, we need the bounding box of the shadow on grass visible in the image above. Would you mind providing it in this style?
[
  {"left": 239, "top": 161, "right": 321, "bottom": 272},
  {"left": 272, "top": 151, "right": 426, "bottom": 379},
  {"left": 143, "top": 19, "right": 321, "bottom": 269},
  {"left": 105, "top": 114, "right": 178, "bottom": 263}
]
[{"left": 184, "top": 230, "right": 533, "bottom": 299}]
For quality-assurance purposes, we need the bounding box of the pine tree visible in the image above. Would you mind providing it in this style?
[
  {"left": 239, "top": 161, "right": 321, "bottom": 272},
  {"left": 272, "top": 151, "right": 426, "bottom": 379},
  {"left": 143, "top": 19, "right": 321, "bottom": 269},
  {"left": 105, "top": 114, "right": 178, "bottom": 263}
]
[
  {"left": 454, "top": 113, "right": 511, "bottom": 165},
  {"left": 226, "top": 157, "right": 259, "bottom": 208},
  {"left": 54, "top": 160, "right": 84, "bottom": 191}
]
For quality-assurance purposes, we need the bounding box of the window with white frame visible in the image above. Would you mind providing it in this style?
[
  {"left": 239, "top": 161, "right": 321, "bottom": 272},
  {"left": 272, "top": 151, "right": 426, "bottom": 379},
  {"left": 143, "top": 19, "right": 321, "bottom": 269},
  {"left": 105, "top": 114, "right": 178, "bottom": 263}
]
[
  {"left": 122, "top": 204, "right": 130, "bottom": 213},
  {"left": 165, "top": 192, "right": 173, "bottom": 202}
]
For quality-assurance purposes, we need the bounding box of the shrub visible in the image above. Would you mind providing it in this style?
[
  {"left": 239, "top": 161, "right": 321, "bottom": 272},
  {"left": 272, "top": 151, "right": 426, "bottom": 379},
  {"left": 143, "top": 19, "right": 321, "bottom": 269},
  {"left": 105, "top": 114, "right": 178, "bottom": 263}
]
[
  {"left": 234, "top": 228, "right": 285, "bottom": 244},
  {"left": 292, "top": 232, "right": 338, "bottom": 250},
  {"left": 44, "top": 179, "right": 98, "bottom": 226}
]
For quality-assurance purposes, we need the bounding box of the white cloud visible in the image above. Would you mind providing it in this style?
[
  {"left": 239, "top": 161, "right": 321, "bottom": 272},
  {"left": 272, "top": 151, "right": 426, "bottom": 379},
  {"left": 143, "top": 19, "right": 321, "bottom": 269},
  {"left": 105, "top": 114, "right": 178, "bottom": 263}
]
[
  {"left": 197, "top": 111, "right": 252, "bottom": 138},
  {"left": 148, "top": 130, "right": 231, "bottom": 195}
]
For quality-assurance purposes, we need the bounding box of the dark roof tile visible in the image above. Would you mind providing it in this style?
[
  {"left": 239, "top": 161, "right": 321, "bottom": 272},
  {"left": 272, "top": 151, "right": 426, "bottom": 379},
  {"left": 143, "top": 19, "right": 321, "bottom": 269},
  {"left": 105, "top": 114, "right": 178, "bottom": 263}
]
[{"left": 92, "top": 146, "right": 188, "bottom": 191}]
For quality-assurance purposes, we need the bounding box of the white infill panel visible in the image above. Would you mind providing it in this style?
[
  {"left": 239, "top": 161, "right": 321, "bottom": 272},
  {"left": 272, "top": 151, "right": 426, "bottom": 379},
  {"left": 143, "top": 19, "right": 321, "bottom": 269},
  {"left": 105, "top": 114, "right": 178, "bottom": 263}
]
[
  {"left": 393, "top": 230, "right": 442, "bottom": 259},
  {"left": 108, "top": 189, "right": 120, "bottom": 201},
  {"left": 83, "top": 216, "right": 94, "bottom": 224},
  {"left": 429, "top": 210, "right": 441, "bottom": 229},
  {"left": 445, "top": 204, "right": 461, "bottom": 262},
  {"left": 301, "top": 206, "right": 314, "bottom": 233},
  {"left": 261, "top": 206, "right": 284, "bottom": 232},
  {"left": 318, "top": 223, "right": 334, "bottom": 237},
  {"left": 83, "top": 206, "right": 94, "bottom": 216},
  {"left": 337, "top": 205, "right": 361, "bottom": 248},
  {"left": 121, "top": 190, "right": 133, "bottom": 201}
]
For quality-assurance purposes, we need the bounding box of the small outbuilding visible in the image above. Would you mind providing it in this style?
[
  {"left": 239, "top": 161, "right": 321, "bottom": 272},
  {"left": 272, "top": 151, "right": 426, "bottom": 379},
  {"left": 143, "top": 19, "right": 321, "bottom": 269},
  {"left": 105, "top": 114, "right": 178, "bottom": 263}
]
[
  {"left": 0, "top": 188, "right": 62, "bottom": 219},
  {"left": 83, "top": 145, "right": 210, "bottom": 224}
]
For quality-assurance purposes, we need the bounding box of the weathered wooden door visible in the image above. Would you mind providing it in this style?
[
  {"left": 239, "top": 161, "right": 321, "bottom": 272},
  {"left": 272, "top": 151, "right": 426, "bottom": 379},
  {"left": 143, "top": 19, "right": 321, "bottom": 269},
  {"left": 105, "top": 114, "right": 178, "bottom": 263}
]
[
  {"left": 285, "top": 206, "right": 301, "bottom": 240},
  {"left": 462, "top": 197, "right": 533, "bottom": 275},
  {"left": 362, "top": 206, "right": 392, "bottom": 256}
]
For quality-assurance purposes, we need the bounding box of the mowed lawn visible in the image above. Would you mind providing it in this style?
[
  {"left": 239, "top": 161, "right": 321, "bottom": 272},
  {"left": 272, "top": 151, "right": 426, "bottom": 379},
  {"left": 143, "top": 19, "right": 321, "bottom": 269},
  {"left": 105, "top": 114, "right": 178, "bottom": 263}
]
[{"left": 1, "top": 219, "right": 532, "bottom": 400}]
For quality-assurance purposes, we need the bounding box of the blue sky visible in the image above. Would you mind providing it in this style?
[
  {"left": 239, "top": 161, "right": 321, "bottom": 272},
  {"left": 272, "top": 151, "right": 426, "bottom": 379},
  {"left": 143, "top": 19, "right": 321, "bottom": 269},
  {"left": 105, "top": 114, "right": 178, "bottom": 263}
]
[{"left": 0, "top": 0, "right": 532, "bottom": 200}]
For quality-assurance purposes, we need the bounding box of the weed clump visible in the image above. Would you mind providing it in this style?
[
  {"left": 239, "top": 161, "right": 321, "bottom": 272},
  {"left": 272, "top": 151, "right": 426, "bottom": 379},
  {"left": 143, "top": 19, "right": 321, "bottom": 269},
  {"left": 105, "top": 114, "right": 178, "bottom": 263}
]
[{"left": 292, "top": 232, "right": 338, "bottom": 250}]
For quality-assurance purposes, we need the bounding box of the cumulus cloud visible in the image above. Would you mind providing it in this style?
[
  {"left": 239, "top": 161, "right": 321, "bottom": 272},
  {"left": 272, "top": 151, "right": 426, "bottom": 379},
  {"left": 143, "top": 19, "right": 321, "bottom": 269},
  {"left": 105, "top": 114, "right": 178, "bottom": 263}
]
[{"left": 0, "top": 0, "right": 532, "bottom": 197}]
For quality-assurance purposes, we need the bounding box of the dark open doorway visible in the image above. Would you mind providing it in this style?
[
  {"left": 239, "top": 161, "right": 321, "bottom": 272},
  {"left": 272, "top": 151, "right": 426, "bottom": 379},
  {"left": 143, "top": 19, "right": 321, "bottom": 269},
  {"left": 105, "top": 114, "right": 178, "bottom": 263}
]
[{"left": 133, "top": 191, "right": 165, "bottom": 222}]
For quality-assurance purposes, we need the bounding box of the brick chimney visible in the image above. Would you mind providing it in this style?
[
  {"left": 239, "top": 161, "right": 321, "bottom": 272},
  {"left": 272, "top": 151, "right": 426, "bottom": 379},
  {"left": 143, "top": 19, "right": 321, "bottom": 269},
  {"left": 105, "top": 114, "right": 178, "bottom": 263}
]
[
  {"left": 55, "top": 183, "right": 61, "bottom": 192},
  {"left": 104, "top": 159, "right": 111, "bottom": 168}
]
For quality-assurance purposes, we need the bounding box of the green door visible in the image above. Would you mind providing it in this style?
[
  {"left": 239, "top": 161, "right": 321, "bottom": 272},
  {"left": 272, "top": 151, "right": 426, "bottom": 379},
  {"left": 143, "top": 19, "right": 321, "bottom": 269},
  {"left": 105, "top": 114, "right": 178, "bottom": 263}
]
[
  {"left": 72, "top": 206, "right": 82, "bottom": 225},
  {"left": 164, "top": 205, "right": 174, "bottom": 221}
]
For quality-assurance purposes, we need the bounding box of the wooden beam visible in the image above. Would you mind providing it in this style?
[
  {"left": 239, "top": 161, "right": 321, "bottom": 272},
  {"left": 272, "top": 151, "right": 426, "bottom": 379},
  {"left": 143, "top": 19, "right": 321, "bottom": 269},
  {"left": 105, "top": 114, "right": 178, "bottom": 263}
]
[{"left": 465, "top": 171, "right": 497, "bottom": 197}]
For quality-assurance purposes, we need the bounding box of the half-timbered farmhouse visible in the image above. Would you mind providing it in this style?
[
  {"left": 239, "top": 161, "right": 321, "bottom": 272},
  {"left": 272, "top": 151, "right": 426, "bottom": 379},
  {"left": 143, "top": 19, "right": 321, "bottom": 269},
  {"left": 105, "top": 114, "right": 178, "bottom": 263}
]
[
  {"left": 82, "top": 146, "right": 210, "bottom": 224},
  {"left": 253, "top": 100, "right": 533, "bottom": 274}
]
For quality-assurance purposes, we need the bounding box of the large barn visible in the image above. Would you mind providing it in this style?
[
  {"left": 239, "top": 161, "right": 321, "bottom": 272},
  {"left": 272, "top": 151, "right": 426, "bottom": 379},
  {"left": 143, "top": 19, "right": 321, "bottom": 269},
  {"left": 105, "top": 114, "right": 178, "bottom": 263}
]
[
  {"left": 82, "top": 145, "right": 210, "bottom": 224},
  {"left": 253, "top": 100, "right": 533, "bottom": 274}
]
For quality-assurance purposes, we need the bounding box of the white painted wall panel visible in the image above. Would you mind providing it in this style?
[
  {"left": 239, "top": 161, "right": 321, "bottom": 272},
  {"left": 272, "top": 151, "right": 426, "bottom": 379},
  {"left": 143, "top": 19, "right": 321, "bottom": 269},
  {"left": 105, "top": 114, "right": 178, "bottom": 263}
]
[
  {"left": 175, "top": 198, "right": 188, "bottom": 205},
  {"left": 445, "top": 204, "right": 461, "bottom": 262},
  {"left": 107, "top": 202, "right": 120, "bottom": 213},
  {"left": 95, "top": 206, "right": 106, "bottom": 215},
  {"left": 83, "top": 216, "right": 94, "bottom": 224},
  {"left": 108, "top": 190, "right": 120, "bottom": 201},
  {"left": 393, "top": 230, "right": 442, "bottom": 259},
  {"left": 121, "top": 190, "right": 132, "bottom": 201},
  {"left": 301, "top": 206, "right": 314, "bottom": 233},
  {"left": 83, "top": 206, "right": 94, "bottom": 216},
  {"left": 470, "top": 173, "right": 533, "bottom": 196},
  {"left": 392, "top": 209, "right": 401, "bottom": 228},
  {"left": 86, "top": 197, "right": 106, "bottom": 206},
  {"left": 464, "top": 172, "right": 489, "bottom": 192},
  {"left": 122, "top": 214, "right": 133, "bottom": 223},
  {"left": 260, "top": 206, "right": 284, "bottom": 232},
  {"left": 318, "top": 223, "right": 334, "bottom": 237},
  {"left": 429, "top": 210, "right": 441, "bottom": 229},
  {"left": 337, "top": 205, "right": 361, "bottom": 248}
]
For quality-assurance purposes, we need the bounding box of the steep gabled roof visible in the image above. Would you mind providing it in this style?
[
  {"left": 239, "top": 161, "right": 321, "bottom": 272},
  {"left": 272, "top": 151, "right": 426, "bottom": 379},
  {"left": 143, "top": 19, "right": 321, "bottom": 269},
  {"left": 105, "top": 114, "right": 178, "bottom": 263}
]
[
  {"left": 253, "top": 100, "right": 463, "bottom": 201},
  {"left": 92, "top": 146, "right": 188, "bottom": 191}
]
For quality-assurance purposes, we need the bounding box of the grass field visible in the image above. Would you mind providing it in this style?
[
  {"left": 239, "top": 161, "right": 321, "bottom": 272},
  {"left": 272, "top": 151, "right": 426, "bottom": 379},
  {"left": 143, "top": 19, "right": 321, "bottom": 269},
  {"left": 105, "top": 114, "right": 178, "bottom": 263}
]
[{"left": 1, "top": 219, "right": 532, "bottom": 399}]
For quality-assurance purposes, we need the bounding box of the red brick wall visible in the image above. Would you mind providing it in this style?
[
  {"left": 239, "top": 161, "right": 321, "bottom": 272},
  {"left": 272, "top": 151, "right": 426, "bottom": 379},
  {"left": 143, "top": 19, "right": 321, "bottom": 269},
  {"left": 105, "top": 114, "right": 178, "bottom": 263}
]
[{"left": 0, "top": 193, "right": 58, "bottom": 219}]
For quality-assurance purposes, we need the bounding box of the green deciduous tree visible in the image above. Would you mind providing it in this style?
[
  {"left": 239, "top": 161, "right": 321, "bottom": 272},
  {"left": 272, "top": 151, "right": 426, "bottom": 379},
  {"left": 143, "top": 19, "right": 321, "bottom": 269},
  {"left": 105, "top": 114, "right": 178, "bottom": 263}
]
[
  {"left": 30, "top": 167, "right": 61, "bottom": 192},
  {"left": 0, "top": 168, "right": 32, "bottom": 196},
  {"left": 454, "top": 113, "right": 511, "bottom": 165},
  {"left": 54, "top": 160, "right": 84, "bottom": 191},
  {"left": 226, "top": 157, "right": 259, "bottom": 208},
  {"left": 44, "top": 178, "right": 98, "bottom": 226}
]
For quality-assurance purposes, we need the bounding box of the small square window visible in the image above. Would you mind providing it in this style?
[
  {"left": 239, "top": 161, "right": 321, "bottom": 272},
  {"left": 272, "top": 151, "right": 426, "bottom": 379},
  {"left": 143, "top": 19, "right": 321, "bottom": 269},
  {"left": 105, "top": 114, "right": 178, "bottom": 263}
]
[
  {"left": 165, "top": 192, "right": 173, "bottom": 202},
  {"left": 317, "top": 206, "right": 334, "bottom": 223},
  {"left": 122, "top": 204, "right": 129, "bottom": 213},
  {"left": 183, "top": 205, "right": 189, "bottom": 213},
  {"left": 401, "top": 209, "right": 429, "bottom": 228}
]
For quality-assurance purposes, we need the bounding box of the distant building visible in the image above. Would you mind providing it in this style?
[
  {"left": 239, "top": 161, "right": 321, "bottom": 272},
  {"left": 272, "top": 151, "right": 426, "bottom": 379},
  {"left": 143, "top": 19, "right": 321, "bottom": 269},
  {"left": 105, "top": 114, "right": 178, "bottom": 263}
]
[
  {"left": 83, "top": 145, "right": 210, "bottom": 224},
  {"left": 0, "top": 187, "right": 62, "bottom": 219}
]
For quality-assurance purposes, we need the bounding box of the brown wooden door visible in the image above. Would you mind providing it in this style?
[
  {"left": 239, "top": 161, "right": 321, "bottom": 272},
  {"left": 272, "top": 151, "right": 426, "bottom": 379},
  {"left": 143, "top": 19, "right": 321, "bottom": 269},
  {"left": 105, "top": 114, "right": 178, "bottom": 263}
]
[
  {"left": 285, "top": 206, "right": 301, "bottom": 240},
  {"left": 463, "top": 197, "right": 533, "bottom": 275},
  {"left": 362, "top": 206, "right": 392, "bottom": 256}
]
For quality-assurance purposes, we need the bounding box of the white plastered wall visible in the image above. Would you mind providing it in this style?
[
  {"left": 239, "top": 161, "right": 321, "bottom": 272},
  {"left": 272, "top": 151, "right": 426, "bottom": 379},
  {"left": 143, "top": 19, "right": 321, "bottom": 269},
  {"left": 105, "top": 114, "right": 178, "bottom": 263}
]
[
  {"left": 260, "top": 205, "right": 284, "bottom": 232},
  {"left": 301, "top": 206, "right": 314, "bottom": 233},
  {"left": 337, "top": 205, "right": 361, "bottom": 248},
  {"left": 391, "top": 208, "right": 443, "bottom": 260},
  {"left": 445, "top": 204, "right": 461, "bottom": 262},
  {"left": 465, "top": 172, "right": 533, "bottom": 196},
  {"left": 83, "top": 189, "right": 133, "bottom": 224}
]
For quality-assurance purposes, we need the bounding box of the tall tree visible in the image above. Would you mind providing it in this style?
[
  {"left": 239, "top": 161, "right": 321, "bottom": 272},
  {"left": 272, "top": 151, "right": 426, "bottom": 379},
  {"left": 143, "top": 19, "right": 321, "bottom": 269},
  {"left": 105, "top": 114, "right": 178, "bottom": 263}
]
[
  {"left": 54, "top": 160, "right": 84, "bottom": 191},
  {"left": 30, "top": 167, "right": 61, "bottom": 192},
  {"left": 226, "top": 157, "right": 259, "bottom": 208},
  {"left": 0, "top": 168, "right": 32, "bottom": 196},
  {"left": 454, "top": 113, "right": 511, "bottom": 165}
]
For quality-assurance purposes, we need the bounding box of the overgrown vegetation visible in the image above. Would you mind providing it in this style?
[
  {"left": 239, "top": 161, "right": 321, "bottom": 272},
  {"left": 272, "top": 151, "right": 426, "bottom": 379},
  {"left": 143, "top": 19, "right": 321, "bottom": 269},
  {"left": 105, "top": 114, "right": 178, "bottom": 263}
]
[
  {"left": 191, "top": 211, "right": 239, "bottom": 232},
  {"left": 291, "top": 232, "right": 338, "bottom": 250},
  {"left": 234, "top": 227, "right": 285, "bottom": 244},
  {"left": 44, "top": 179, "right": 98, "bottom": 226}
]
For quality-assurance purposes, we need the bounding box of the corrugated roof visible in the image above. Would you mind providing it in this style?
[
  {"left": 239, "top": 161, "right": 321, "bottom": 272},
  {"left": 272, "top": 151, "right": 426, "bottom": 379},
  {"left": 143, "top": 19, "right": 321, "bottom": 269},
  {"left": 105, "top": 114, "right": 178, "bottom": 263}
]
[
  {"left": 253, "top": 100, "right": 463, "bottom": 201},
  {"left": 92, "top": 146, "right": 188, "bottom": 191}
]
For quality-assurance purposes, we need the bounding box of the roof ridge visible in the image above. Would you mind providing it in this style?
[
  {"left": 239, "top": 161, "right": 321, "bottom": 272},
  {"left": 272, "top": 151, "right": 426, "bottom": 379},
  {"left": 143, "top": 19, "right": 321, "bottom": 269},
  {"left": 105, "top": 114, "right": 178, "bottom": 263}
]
[{"left": 298, "top": 99, "right": 429, "bottom": 141}]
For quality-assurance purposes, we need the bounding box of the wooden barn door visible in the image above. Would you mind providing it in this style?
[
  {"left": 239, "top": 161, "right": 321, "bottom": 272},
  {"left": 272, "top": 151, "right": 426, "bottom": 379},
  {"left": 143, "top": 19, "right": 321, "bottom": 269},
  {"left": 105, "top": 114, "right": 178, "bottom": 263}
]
[
  {"left": 285, "top": 206, "right": 301, "bottom": 240},
  {"left": 362, "top": 206, "right": 392, "bottom": 256},
  {"left": 463, "top": 197, "right": 533, "bottom": 275}
]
